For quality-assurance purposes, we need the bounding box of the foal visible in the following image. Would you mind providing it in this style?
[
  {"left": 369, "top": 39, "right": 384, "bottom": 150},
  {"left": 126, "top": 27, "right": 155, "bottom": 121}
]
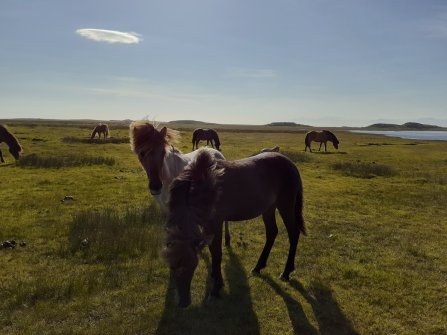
[{"left": 165, "top": 149, "right": 306, "bottom": 307}]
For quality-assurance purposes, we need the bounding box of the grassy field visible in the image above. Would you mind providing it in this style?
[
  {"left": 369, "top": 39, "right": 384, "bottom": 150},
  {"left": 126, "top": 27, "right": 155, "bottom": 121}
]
[{"left": 0, "top": 122, "right": 446, "bottom": 335}]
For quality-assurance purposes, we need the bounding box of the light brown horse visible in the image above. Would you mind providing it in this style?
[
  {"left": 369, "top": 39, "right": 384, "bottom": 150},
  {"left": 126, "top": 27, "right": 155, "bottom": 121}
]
[
  {"left": 0, "top": 125, "right": 22, "bottom": 163},
  {"left": 129, "top": 121, "right": 231, "bottom": 246},
  {"left": 164, "top": 149, "right": 306, "bottom": 307},
  {"left": 91, "top": 124, "right": 109, "bottom": 139},
  {"left": 304, "top": 130, "right": 339, "bottom": 152}
]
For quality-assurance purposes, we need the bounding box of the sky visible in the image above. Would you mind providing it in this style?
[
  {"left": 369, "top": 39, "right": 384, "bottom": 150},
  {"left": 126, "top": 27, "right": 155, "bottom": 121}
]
[{"left": 1, "top": 0, "right": 447, "bottom": 127}]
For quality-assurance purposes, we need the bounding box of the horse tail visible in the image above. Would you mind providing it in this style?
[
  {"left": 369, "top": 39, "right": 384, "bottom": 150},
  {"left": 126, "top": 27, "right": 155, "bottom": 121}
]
[
  {"left": 295, "top": 184, "right": 306, "bottom": 235},
  {"left": 304, "top": 133, "right": 311, "bottom": 148}
]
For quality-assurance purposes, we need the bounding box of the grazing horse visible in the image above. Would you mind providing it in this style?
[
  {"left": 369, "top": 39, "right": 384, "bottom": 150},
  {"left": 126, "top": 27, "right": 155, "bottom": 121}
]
[
  {"left": 0, "top": 125, "right": 22, "bottom": 163},
  {"left": 260, "top": 146, "right": 280, "bottom": 153},
  {"left": 304, "top": 130, "right": 339, "bottom": 152},
  {"left": 129, "top": 121, "right": 231, "bottom": 246},
  {"left": 192, "top": 128, "right": 221, "bottom": 151},
  {"left": 164, "top": 149, "right": 306, "bottom": 307},
  {"left": 91, "top": 124, "right": 109, "bottom": 139}
]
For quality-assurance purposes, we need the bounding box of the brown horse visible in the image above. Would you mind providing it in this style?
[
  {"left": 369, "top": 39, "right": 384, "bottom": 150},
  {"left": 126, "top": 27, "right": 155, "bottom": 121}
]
[
  {"left": 91, "top": 124, "right": 109, "bottom": 139},
  {"left": 192, "top": 128, "right": 221, "bottom": 151},
  {"left": 129, "top": 121, "right": 231, "bottom": 246},
  {"left": 0, "top": 125, "right": 22, "bottom": 163},
  {"left": 304, "top": 130, "right": 339, "bottom": 152},
  {"left": 164, "top": 149, "right": 306, "bottom": 307}
]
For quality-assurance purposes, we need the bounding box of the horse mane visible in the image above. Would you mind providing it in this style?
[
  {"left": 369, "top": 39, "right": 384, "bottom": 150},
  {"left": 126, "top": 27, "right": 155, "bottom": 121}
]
[
  {"left": 324, "top": 130, "right": 339, "bottom": 144},
  {"left": 129, "top": 120, "right": 180, "bottom": 153},
  {"left": 167, "top": 149, "right": 223, "bottom": 229},
  {"left": 0, "top": 125, "right": 22, "bottom": 153}
]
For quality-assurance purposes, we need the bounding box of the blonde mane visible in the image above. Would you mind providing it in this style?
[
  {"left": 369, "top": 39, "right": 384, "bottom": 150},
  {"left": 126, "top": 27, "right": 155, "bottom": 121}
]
[{"left": 129, "top": 120, "right": 180, "bottom": 153}]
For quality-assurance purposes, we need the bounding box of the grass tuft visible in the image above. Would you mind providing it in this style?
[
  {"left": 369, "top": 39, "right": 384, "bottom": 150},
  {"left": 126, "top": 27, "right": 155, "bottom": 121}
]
[
  {"left": 63, "top": 137, "right": 129, "bottom": 144},
  {"left": 67, "top": 205, "right": 164, "bottom": 262},
  {"left": 281, "top": 150, "right": 312, "bottom": 163},
  {"left": 17, "top": 153, "right": 115, "bottom": 168},
  {"left": 332, "top": 161, "right": 398, "bottom": 178}
]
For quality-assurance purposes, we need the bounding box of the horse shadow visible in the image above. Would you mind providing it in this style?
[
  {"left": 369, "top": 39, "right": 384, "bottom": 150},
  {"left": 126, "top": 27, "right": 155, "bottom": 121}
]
[
  {"left": 311, "top": 151, "right": 348, "bottom": 155},
  {"left": 155, "top": 247, "right": 260, "bottom": 335},
  {"left": 260, "top": 275, "right": 358, "bottom": 335}
]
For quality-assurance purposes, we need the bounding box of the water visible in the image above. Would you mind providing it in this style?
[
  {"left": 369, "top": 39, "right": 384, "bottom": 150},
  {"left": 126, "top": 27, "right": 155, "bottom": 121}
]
[{"left": 350, "top": 130, "right": 447, "bottom": 141}]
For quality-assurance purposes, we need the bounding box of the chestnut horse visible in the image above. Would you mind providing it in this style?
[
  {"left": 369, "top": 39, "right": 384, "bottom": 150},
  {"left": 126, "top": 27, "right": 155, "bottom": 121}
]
[
  {"left": 164, "top": 149, "right": 306, "bottom": 307},
  {"left": 91, "top": 124, "right": 109, "bottom": 139},
  {"left": 304, "top": 130, "right": 339, "bottom": 152},
  {"left": 192, "top": 128, "right": 221, "bottom": 151},
  {"left": 129, "top": 121, "right": 231, "bottom": 245},
  {"left": 0, "top": 125, "right": 22, "bottom": 163}
]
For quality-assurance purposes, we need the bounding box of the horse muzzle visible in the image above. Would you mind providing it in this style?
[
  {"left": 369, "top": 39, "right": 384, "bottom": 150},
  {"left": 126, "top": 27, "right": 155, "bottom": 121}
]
[{"left": 149, "top": 188, "right": 162, "bottom": 196}]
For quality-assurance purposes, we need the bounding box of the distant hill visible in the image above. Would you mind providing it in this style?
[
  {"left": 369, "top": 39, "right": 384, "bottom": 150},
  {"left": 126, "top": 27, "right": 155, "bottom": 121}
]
[
  {"left": 168, "top": 120, "right": 215, "bottom": 125},
  {"left": 266, "top": 122, "right": 309, "bottom": 127},
  {"left": 366, "top": 122, "right": 441, "bottom": 130}
]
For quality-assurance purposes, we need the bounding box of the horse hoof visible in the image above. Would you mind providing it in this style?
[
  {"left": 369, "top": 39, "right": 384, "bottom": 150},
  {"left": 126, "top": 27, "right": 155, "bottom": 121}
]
[
  {"left": 251, "top": 268, "right": 262, "bottom": 275},
  {"left": 279, "top": 273, "right": 290, "bottom": 281}
]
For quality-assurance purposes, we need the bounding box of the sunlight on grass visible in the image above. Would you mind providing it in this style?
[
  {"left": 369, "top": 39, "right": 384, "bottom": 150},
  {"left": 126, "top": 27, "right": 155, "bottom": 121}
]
[
  {"left": 67, "top": 205, "right": 164, "bottom": 262},
  {"left": 281, "top": 150, "right": 312, "bottom": 163},
  {"left": 332, "top": 161, "right": 397, "bottom": 178},
  {"left": 63, "top": 136, "right": 129, "bottom": 144},
  {"left": 17, "top": 153, "right": 115, "bottom": 168}
]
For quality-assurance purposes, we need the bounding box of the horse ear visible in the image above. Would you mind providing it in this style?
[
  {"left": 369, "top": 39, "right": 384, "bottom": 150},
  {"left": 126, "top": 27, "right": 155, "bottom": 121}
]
[{"left": 159, "top": 127, "right": 167, "bottom": 138}]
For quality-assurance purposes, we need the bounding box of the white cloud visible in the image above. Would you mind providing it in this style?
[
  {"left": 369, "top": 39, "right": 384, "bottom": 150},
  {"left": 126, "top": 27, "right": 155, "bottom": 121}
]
[
  {"left": 76, "top": 29, "right": 141, "bottom": 44},
  {"left": 228, "top": 68, "right": 277, "bottom": 79}
]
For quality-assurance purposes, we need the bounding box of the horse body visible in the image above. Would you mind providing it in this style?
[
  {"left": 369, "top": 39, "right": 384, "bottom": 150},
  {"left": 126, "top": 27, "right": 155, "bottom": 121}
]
[
  {"left": 165, "top": 150, "right": 305, "bottom": 307},
  {"left": 192, "top": 128, "right": 221, "bottom": 151},
  {"left": 304, "top": 130, "right": 339, "bottom": 152},
  {"left": 260, "top": 146, "right": 280, "bottom": 153},
  {"left": 0, "top": 125, "right": 22, "bottom": 163},
  {"left": 91, "top": 124, "right": 109, "bottom": 139}
]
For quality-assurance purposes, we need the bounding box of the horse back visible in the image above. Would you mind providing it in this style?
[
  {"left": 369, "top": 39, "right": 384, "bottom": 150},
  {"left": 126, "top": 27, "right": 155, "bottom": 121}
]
[{"left": 216, "top": 153, "right": 301, "bottom": 220}]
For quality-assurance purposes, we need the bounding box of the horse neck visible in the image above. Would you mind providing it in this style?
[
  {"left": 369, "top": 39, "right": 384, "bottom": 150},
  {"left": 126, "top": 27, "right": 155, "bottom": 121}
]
[
  {"left": 1, "top": 128, "right": 20, "bottom": 150},
  {"left": 162, "top": 148, "right": 189, "bottom": 186}
]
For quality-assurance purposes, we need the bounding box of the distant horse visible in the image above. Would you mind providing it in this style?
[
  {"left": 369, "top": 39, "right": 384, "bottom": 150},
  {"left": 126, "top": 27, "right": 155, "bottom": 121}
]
[
  {"left": 129, "top": 121, "right": 231, "bottom": 246},
  {"left": 91, "top": 124, "right": 109, "bottom": 139},
  {"left": 260, "top": 146, "right": 280, "bottom": 153},
  {"left": 304, "top": 130, "right": 339, "bottom": 152},
  {"left": 0, "top": 125, "right": 22, "bottom": 163},
  {"left": 164, "top": 149, "right": 306, "bottom": 307},
  {"left": 192, "top": 128, "right": 221, "bottom": 151}
]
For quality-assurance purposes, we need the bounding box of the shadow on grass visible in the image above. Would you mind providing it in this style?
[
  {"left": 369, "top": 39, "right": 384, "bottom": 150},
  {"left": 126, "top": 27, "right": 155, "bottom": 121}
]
[
  {"left": 310, "top": 151, "right": 348, "bottom": 155},
  {"left": 155, "top": 247, "right": 260, "bottom": 335},
  {"left": 261, "top": 275, "right": 358, "bottom": 335}
]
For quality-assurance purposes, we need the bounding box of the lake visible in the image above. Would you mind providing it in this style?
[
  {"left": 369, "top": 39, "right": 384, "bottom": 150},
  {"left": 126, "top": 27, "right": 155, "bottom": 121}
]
[{"left": 350, "top": 130, "right": 447, "bottom": 141}]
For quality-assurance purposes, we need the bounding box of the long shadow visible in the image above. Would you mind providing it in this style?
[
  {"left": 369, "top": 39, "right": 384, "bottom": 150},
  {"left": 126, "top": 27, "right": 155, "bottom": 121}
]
[
  {"left": 290, "top": 279, "right": 359, "bottom": 335},
  {"left": 155, "top": 247, "right": 260, "bottom": 335},
  {"left": 260, "top": 275, "right": 318, "bottom": 335}
]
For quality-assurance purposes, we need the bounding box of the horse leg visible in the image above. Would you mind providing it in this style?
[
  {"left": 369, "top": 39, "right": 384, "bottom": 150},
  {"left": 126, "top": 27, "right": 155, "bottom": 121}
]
[
  {"left": 210, "top": 140, "right": 215, "bottom": 149},
  {"left": 224, "top": 221, "right": 230, "bottom": 246},
  {"left": 252, "top": 206, "right": 278, "bottom": 274},
  {"left": 277, "top": 200, "right": 301, "bottom": 281},
  {"left": 318, "top": 142, "right": 323, "bottom": 151},
  {"left": 324, "top": 141, "right": 327, "bottom": 152},
  {"left": 0, "top": 149, "right": 4, "bottom": 163},
  {"left": 209, "top": 222, "right": 224, "bottom": 297}
]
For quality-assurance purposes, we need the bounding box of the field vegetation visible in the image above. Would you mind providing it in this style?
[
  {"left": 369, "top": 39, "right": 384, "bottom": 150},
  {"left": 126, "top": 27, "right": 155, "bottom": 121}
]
[{"left": 0, "top": 122, "right": 446, "bottom": 334}]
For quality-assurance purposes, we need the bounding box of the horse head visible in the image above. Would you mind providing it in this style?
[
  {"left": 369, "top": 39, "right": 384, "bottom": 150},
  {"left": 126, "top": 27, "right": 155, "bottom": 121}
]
[
  {"left": 164, "top": 149, "right": 222, "bottom": 307},
  {"left": 130, "top": 122, "right": 170, "bottom": 196}
]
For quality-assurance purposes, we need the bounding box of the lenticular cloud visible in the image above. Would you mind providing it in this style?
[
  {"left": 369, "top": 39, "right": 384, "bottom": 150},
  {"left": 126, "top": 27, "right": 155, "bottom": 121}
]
[{"left": 76, "top": 29, "right": 141, "bottom": 44}]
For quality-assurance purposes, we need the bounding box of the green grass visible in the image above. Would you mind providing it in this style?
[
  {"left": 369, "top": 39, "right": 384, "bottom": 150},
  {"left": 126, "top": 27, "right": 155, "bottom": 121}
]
[
  {"left": 63, "top": 136, "right": 129, "bottom": 144},
  {"left": 0, "top": 122, "right": 446, "bottom": 334},
  {"left": 331, "top": 160, "right": 398, "bottom": 178}
]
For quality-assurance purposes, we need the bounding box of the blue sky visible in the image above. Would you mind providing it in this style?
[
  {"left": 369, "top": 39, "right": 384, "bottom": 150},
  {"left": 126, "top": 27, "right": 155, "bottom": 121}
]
[{"left": 1, "top": 0, "right": 446, "bottom": 126}]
